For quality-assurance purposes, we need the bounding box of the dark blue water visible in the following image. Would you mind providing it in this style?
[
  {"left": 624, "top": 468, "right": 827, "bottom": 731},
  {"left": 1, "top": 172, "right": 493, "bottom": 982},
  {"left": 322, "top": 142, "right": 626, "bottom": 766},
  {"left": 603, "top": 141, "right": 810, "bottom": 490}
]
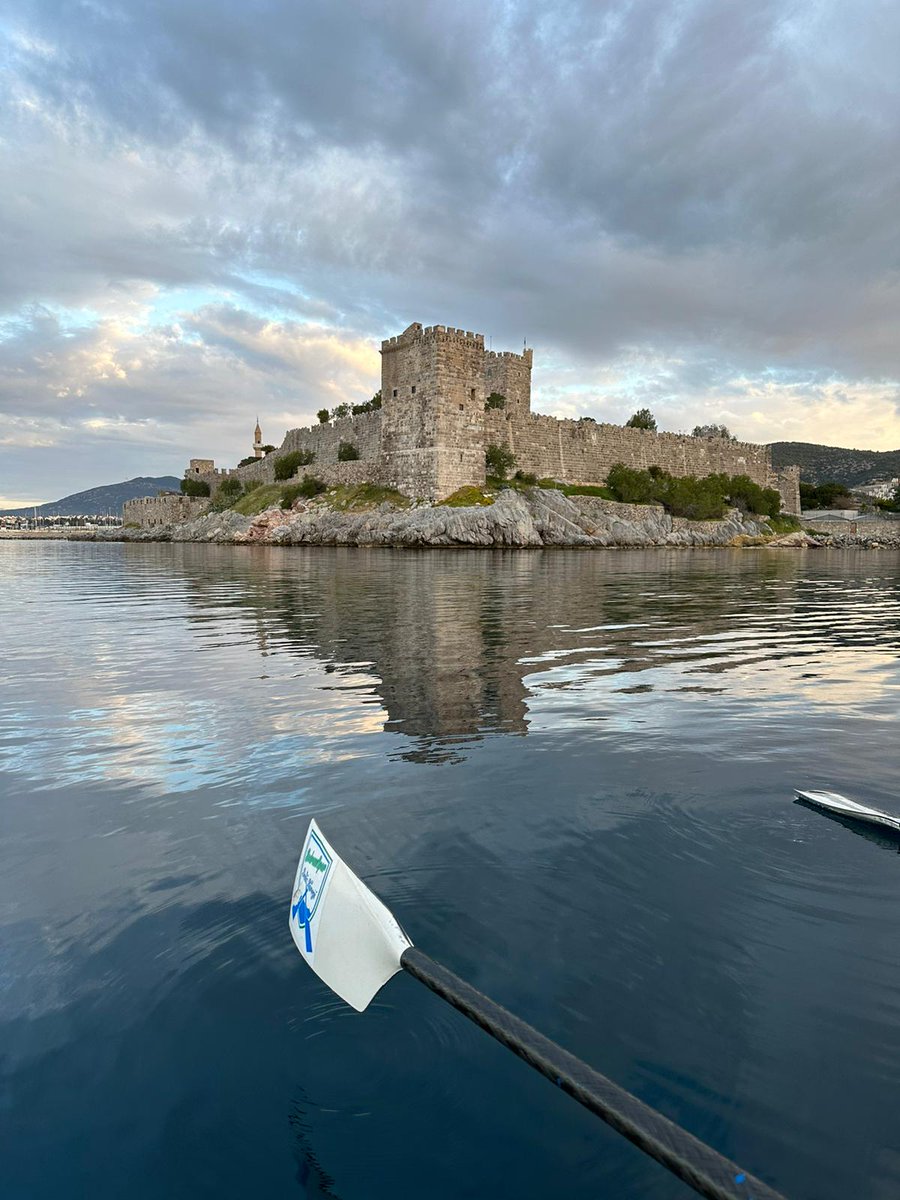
[{"left": 2, "top": 542, "right": 899, "bottom": 1200}]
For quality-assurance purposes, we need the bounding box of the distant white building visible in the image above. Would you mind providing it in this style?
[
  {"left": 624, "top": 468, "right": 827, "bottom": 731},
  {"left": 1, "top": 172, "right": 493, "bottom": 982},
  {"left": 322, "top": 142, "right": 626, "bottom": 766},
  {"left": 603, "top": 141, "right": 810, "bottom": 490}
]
[{"left": 855, "top": 478, "right": 899, "bottom": 500}]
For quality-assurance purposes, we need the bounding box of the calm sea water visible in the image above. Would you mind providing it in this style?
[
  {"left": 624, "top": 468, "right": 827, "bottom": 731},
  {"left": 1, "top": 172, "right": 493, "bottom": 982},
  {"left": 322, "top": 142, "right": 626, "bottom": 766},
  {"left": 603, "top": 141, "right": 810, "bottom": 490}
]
[{"left": 2, "top": 542, "right": 899, "bottom": 1200}]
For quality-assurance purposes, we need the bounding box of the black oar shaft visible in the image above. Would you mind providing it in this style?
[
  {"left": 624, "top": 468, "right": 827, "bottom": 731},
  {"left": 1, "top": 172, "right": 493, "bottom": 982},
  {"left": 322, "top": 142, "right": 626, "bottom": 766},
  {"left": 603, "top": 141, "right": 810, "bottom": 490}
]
[{"left": 400, "top": 947, "right": 787, "bottom": 1200}]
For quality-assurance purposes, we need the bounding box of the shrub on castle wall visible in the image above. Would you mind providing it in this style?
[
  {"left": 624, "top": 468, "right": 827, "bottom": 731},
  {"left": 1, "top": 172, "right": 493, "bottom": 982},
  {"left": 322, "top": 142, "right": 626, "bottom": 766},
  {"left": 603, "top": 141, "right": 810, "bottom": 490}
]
[
  {"left": 625, "top": 408, "right": 658, "bottom": 431},
  {"left": 338, "top": 441, "right": 360, "bottom": 461},
  {"left": 181, "top": 478, "right": 210, "bottom": 497},
  {"left": 274, "top": 449, "right": 316, "bottom": 480},
  {"left": 317, "top": 409, "right": 330, "bottom": 424},
  {"left": 716, "top": 474, "right": 781, "bottom": 518},
  {"left": 692, "top": 424, "right": 735, "bottom": 441},
  {"left": 485, "top": 392, "right": 506, "bottom": 410}
]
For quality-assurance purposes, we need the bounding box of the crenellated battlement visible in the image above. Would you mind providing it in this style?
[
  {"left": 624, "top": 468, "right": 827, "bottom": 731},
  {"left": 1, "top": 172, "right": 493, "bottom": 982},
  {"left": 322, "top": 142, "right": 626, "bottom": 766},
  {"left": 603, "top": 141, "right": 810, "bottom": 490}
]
[
  {"left": 483, "top": 348, "right": 533, "bottom": 365},
  {"left": 381, "top": 322, "right": 485, "bottom": 353}
]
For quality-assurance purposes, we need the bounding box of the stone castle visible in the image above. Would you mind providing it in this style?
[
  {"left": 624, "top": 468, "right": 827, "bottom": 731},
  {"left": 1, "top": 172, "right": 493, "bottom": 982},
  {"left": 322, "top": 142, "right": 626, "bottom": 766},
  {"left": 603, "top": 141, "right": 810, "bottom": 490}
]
[{"left": 182, "top": 321, "right": 801, "bottom": 513}]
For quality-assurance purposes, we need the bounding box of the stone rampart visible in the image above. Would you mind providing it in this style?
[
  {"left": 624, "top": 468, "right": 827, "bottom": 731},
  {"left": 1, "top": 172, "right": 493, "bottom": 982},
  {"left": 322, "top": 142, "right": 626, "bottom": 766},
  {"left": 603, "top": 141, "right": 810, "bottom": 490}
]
[
  {"left": 313, "top": 461, "right": 384, "bottom": 489},
  {"left": 484, "top": 412, "right": 801, "bottom": 513},
  {"left": 124, "top": 494, "right": 209, "bottom": 529},
  {"left": 188, "top": 412, "right": 383, "bottom": 493},
  {"left": 802, "top": 514, "right": 900, "bottom": 536}
]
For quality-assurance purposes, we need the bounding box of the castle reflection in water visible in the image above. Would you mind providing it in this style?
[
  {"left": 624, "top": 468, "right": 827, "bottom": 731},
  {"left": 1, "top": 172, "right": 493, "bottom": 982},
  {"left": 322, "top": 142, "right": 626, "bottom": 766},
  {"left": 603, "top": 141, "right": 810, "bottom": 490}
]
[{"left": 164, "top": 546, "right": 900, "bottom": 765}]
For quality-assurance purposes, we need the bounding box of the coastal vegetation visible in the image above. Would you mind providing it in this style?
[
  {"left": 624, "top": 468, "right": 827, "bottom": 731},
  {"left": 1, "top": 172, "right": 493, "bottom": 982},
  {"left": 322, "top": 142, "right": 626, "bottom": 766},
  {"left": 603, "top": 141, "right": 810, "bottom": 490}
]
[
  {"left": 440, "top": 486, "right": 495, "bottom": 507},
  {"left": 280, "top": 478, "right": 326, "bottom": 507},
  {"left": 210, "top": 477, "right": 243, "bottom": 510},
  {"left": 325, "top": 483, "right": 410, "bottom": 511},
  {"left": 274, "top": 449, "right": 316, "bottom": 480},
  {"left": 231, "top": 483, "right": 284, "bottom": 515},
  {"left": 603, "top": 464, "right": 781, "bottom": 520},
  {"left": 485, "top": 444, "right": 516, "bottom": 479},
  {"left": 180, "top": 478, "right": 210, "bottom": 497},
  {"left": 766, "top": 514, "right": 803, "bottom": 534},
  {"left": 195, "top": 459, "right": 791, "bottom": 532},
  {"left": 799, "top": 481, "right": 854, "bottom": 509}
]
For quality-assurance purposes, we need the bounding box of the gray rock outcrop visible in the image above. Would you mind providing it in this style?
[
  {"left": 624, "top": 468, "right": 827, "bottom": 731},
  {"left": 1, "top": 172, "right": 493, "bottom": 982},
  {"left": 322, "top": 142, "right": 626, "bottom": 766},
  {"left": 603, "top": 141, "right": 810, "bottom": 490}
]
[{"left": 88, "top": 489, "right": 777, "bottom": 548}]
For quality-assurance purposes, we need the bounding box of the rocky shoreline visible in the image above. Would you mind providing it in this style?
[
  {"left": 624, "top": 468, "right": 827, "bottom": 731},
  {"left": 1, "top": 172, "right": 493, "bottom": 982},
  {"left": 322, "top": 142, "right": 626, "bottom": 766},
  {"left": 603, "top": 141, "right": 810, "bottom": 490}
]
[{"left": 65, "top": 487, "right": 899, "bottom": 549}]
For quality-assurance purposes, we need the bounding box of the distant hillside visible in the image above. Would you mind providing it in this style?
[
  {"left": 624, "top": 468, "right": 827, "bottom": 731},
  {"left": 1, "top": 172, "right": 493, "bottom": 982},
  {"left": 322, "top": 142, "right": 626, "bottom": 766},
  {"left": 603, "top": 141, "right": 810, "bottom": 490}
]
[
  {"left": 770, "top": 442, "right": 900, "bottom": 486},
  {"left": 0, "top": 476, "right": 181, "bottom": 518}
]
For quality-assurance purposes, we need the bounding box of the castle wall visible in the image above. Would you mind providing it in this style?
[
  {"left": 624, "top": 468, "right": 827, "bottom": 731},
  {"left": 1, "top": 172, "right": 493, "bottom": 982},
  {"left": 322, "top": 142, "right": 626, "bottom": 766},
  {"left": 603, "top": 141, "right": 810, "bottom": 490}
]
[
  {"left": 484, "top": 412, "right": 801, "bottom": 514},
  {"left": 124, "top": 494, "right": 209, "bottom": 528},
  {"left": 280, "top": 410, "right": 382, "bottom": 465},
  {"left": 186, "top": 412, "right": 383, "bottom": 493}
]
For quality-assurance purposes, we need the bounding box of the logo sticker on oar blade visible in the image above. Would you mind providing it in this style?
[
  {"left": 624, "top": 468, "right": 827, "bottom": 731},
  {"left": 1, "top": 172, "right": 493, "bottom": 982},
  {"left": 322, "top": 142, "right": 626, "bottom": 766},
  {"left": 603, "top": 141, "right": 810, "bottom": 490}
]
[{"left": 291, "top": 827, "right": 333, "bottom": 956}]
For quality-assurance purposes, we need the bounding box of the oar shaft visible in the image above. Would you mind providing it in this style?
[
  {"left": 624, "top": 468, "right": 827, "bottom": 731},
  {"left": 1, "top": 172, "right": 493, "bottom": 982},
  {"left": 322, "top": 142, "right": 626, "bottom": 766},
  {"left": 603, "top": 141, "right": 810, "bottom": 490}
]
[{"left": 400, "top": 947, "right": 787, "bottom": 1200}]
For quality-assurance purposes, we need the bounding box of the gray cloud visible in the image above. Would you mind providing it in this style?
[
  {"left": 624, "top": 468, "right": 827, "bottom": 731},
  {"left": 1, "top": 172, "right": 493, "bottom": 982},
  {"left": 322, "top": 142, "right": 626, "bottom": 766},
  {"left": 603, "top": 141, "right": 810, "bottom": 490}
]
[{"left": 2, "top": 0, "right": 900, "bottom": 502}]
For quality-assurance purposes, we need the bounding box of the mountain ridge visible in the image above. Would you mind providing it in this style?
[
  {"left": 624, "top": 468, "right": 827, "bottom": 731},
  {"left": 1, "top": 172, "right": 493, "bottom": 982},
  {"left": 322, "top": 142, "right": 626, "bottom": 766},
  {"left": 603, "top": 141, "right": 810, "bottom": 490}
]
[
  {"left": 769, "top": 442, "right": 900, "bottom": 486},
  {"left": 0, "top": 476, "right": 181, "bottom": 518}
]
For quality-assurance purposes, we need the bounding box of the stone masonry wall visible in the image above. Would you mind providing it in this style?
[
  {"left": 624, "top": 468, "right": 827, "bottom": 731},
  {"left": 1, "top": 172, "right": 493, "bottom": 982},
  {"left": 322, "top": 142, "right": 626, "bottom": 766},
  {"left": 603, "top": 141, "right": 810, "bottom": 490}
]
[
  {"left": 124, "top": 494, "right": 209, "bottom": 528},
  {"left": 187, "top": 411, "right": 383, "bottom": 493},
  {"left": 380, "top": 323, "right": 486, "bottom": 499},
  {"left": 774, "top": 465, "right": 801, "bottom": 517},
  {"left": 485, "top": 411, "right": 801, "bottom": 513}
]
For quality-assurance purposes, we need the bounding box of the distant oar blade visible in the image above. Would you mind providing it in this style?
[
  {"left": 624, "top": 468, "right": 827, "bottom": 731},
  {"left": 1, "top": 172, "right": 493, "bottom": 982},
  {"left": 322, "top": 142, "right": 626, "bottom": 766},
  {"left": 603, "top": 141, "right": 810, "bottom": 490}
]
[
  {"left": 795, "top": 789, "right": 900, "bottom": 833},
  {"left": 289, "top": 819, "right": 411, "bottom": 1012}
]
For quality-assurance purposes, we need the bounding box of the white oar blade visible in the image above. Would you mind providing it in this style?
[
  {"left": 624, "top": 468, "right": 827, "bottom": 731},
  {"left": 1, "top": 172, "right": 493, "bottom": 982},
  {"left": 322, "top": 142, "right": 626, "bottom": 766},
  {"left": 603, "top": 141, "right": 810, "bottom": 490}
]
[{"left": 289, "top": 819, "right": 412, "bottom": 1012}]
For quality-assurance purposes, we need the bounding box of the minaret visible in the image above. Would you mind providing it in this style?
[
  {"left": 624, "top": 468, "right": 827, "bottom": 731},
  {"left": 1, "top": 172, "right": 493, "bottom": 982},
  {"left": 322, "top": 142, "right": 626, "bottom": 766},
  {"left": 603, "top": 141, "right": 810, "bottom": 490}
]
[{"left": 253, "top": 417, "right": 263, "bottom": 458}]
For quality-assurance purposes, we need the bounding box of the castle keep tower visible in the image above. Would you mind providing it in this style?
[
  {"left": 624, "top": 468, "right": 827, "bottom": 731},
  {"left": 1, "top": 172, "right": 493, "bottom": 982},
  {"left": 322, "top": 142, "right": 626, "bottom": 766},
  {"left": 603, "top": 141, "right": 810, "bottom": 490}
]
[{"left": 380, "top": 323, "right": 490, "bottom": 500}]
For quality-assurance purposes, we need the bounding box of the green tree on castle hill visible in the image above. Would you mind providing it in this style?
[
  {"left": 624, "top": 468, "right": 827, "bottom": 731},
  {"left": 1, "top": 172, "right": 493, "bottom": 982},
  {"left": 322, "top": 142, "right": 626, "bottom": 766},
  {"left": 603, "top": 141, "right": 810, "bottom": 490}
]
[
  {"left": 625, "top": 408, "right": 657, "bottom": 431},
  {"left": 692, "top": 423, "right": 735, "bottom": 440}
]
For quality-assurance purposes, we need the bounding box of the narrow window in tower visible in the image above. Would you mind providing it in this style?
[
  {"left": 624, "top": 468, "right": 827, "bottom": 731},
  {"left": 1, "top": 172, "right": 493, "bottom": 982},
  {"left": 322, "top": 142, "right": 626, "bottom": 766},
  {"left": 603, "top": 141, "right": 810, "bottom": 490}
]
[
  {"left": 470, "top": 388, "right": 476, "bottom": 401},
  {"left": 411, "top": 386, "right": 416, "bottom": 394},
  {"left": 392, "top": 389, "right": 398, "bottom": 397},
  {"left": 459, "top": 404, "right": 464, "bottom": 411}
]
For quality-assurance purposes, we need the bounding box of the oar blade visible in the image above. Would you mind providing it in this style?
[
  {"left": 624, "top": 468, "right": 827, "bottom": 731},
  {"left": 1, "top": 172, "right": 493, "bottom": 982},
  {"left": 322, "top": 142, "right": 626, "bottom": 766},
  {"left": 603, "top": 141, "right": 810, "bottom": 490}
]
[{"left": 289, "top": 819, "right": 411, "bottom": 1011}]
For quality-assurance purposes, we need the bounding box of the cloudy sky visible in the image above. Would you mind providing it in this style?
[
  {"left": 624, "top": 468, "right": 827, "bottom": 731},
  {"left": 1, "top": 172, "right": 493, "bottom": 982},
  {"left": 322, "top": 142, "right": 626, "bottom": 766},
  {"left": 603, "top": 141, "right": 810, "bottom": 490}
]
[{"left": 2, "top": 0, "right": 899, "bottom": 505}]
